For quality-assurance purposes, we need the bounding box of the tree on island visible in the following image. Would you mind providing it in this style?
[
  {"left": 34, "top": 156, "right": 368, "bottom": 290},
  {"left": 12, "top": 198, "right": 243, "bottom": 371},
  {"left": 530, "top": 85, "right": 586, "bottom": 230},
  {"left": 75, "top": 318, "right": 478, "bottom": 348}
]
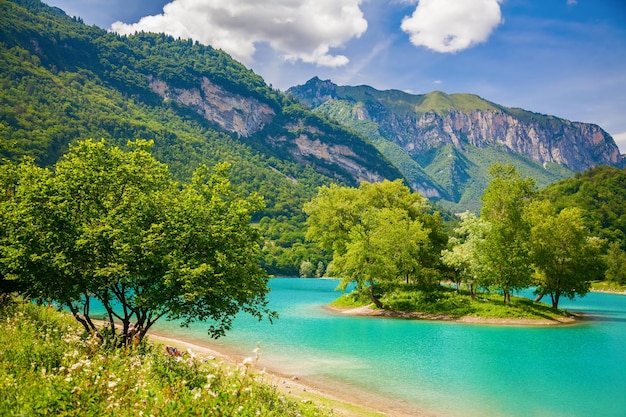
[
  {"left": 527, "top": 200, "right": 604, "bottom": 309},
  {"left": 0, "top": 140, "right": 275, "bottom": 346},
  {"left": 478, "top": 164, "right": 535, "bottom": 303},
  {"left": 304, "top": 179, "right": 446, "bottom": 308},
  {"left": 441, "top": 212, "right": 490, "bottom": 298}
]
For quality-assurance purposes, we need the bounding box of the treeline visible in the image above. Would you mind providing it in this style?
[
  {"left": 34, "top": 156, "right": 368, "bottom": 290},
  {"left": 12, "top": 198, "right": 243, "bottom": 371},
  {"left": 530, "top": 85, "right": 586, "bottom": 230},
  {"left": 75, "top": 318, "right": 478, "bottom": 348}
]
[
  {"left": 306, "top": 164, "right": 626, "bottom": 310},
  {"left": 537, "top": 165, "right": 626, "bottom": 249}
]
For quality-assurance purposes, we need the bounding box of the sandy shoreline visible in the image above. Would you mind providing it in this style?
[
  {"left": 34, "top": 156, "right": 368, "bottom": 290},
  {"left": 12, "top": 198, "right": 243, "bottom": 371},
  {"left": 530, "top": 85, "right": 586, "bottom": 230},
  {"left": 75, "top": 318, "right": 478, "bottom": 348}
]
[
  {"left": 146, "top": 329, "right": 433, "bottom": 417},
  {"left": 143, "top": 304, "right": 578, "bottom": 417},
  {"left": 141, "top": 303, "right": 583, "bottom": 417}
]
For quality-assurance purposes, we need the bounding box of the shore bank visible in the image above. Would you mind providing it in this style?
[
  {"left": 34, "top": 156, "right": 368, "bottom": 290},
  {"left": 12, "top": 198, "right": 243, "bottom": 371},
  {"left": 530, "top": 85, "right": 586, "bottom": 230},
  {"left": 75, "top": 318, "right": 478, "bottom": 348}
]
[
  {"left": 324, "top": 304, "right": 579, "bottom": 326},
  {"left": 146, "top": 329, "right": 435, "bottom": 417}
]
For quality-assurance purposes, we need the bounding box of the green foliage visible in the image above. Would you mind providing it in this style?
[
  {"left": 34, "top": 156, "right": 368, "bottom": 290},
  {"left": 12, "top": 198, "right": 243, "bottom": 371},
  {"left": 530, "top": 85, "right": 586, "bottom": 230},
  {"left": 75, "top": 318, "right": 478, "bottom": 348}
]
[
  {"left": 537, "top": 165, "right": 626, "bottom": 250},
  {"left": 479, "top": 164, "right": 536, "bottom": 303},
  {"left": 0, "top": 140, "right": 275, "bottom": 345},
  {"left": 1, "top": 0, "right": 401, "bottom": 276},
  {"left": 304, "top": 179, "right": 447, "bottom": 307},
  {"left": 0, "top": 301, "right": 332, "bottom": 417},
  {"left": 332, "top": 285, "right": 567, "bottom": 321},
  {"left": 527, "top": 201, "right": 604, "bottom": 308},
  {"left": 299, "top": 260, "right": 315, "bottom": 278},
  {"left": 441, "top": 212, "right": 490, "bottom": 297},
  {"left": 381, "top": 285, "right": 474, "bottom": 316},
  {"left": 603, "top": 241, "right": 626, "bottom": 285}
]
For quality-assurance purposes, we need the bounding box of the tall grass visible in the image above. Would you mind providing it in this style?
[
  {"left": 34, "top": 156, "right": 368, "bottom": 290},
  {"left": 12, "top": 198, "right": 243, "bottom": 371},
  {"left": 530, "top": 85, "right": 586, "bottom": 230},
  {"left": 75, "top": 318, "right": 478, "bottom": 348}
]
[{"left": 0, "top": 300, "right": 333, "bottom": 416}]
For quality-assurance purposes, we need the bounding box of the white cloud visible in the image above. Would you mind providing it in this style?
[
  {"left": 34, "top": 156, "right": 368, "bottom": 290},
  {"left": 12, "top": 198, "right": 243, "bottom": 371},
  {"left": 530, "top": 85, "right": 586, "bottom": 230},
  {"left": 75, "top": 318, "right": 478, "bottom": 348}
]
[
  {"left": 612, "top": 132, "right": 626, "bottom": 154},
  {"left": 401, "top": 0, "right": 503, "bottom": 53},
  {"left": 111, "top": 0, "right": 367, "bottom": 67}
]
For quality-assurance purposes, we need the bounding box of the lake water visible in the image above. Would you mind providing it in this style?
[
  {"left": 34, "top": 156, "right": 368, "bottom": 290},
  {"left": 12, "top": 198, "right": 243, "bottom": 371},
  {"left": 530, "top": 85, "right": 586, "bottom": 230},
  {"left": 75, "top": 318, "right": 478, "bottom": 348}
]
[{"left": 154, "top": 278, "right": 626, "bottom": 417}]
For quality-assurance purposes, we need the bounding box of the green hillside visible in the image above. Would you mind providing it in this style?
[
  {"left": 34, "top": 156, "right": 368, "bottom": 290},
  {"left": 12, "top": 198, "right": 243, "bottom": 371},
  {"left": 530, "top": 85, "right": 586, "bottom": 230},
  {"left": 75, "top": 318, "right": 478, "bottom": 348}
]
[{"left": 537, "top": 165, "right": 626, "bottom": 249}]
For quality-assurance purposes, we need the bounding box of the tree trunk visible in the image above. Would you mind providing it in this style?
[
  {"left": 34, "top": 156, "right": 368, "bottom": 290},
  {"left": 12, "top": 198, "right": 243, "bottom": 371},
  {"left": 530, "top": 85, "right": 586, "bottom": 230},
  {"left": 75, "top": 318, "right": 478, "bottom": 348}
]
[{"left": 369, "top": 284, "right": 383, "bottom": 309}]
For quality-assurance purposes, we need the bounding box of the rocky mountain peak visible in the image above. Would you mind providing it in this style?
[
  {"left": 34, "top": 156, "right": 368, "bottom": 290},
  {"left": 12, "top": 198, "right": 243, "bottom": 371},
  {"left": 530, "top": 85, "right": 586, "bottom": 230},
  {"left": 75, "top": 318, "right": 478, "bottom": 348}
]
[{"left": 288, "top": 77, "right": 625, "bottom": 211}]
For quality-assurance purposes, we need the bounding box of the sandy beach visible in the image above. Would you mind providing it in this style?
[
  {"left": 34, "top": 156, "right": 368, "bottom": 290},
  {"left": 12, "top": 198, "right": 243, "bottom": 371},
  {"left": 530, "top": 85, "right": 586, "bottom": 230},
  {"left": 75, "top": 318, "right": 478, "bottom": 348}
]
[{"left": 146, "top": 328, "right": 437, "bottom": 417}]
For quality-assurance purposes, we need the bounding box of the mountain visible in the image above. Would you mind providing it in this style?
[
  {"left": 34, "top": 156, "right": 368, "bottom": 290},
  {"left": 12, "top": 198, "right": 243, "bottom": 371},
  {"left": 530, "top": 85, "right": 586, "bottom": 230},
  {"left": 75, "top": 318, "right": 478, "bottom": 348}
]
[
  {"left": 288, "top": 77, "right": 625, "bottom": 212},
  {"left": 0, "top": 0, "right": 401, "bottom": 187}
]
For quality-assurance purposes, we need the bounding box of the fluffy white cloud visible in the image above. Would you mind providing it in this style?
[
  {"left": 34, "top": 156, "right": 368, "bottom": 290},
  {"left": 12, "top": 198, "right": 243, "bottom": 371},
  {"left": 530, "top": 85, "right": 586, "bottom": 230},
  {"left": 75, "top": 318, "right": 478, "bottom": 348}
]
[
  {"left": 401, "top": 0, "right": 503, "bottom": 53},
  {"left": 111, "top": 0, "right": 367, "bottom": 67}
]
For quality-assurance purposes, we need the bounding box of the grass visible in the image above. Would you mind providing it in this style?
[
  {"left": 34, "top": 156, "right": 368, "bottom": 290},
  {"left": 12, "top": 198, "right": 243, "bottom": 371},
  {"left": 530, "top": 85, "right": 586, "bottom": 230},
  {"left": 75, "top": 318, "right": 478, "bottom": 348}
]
[
  {"left": 330, "top": 284, "right": 567, "bottom": 321},
  {"left": 0, "top": 299, "right": 335, "bottom": 417},
  {"left": 591, "top": 280, "right": 626, "bottom": 293}
]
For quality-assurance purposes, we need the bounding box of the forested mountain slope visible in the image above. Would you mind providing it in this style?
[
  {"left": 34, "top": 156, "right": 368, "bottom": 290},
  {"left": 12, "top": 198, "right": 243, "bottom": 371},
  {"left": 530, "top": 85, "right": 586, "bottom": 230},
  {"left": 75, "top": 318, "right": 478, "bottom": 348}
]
[
  {"left": 288, "top": 77, "right": 624, "bottom": 212},
  {"left": 537, "top": 165, "right": 626, "bottom": 249},
  {"left": 0, "top": 0, "right": 402, "bottom": 186}
]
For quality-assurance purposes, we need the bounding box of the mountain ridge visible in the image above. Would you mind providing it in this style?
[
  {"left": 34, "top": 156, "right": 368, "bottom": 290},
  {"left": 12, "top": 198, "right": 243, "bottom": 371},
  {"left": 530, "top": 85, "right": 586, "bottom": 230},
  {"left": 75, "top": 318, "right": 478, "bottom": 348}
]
[{"left": 288, "top": 77, "right": 623, "bottom": 211}]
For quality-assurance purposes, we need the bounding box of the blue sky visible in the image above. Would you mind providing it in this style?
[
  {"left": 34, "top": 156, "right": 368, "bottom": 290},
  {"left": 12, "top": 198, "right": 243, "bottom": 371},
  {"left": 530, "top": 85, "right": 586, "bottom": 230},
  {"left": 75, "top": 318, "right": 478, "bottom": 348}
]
[{"left": 45, "top": 0, "right": 626, "bottom": 153}]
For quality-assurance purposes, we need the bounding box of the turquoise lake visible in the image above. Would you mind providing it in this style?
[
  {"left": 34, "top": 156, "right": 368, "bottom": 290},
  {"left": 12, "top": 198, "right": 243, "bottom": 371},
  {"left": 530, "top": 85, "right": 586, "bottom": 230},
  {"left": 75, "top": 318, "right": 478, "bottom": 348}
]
[{"left": 154, "top": 278, "right": 626, "bottom": 417}]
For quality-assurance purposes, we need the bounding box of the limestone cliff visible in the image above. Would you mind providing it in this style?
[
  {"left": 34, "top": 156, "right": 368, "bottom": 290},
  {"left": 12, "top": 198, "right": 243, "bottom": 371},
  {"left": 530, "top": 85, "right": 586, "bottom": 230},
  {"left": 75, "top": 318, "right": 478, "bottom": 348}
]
[
  {"left": 148, "top": 76, "right": 402, "bottom": 186},
  {"left": 290, "top": 77, "right": 624, "bottom": 172},
  {"left": 376, "top": 108, "right": 621, "bottom": 172},
  {"left": 149, "top": 76, "right": 275, "bottom": 138}
]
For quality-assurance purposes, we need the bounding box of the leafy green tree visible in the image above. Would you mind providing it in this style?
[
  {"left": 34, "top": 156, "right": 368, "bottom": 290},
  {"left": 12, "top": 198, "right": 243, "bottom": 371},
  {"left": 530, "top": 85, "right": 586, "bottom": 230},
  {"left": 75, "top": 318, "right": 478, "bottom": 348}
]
[
  {"left": 0, "top": 140, "right": 274, "bottom": 346},
  {"left": 604, "top": 241, "right": 626, "bottom": 284},
  {"left": 315, "top": 261, "right": 326, "bottom": 277},
  {"left": 527, "top": 201, "right": 604, "bottom": 308},
  {"left": 303, "top": 184, "right": 362, "bottom": 256},
  {"left": 299, "top": 260, "right": 315, "bottom": 278},
  {"left": 304, "top": 179, "right": 443, "bottom": 307},
  {"left": 537, "top": 166, "right": 626, "bottom": 250},
  {"left": 479, "top": 164, "right": 535, "bottom": 303},
  {"left": 441, "top": 212, "right": 490, "bottom": 298}
]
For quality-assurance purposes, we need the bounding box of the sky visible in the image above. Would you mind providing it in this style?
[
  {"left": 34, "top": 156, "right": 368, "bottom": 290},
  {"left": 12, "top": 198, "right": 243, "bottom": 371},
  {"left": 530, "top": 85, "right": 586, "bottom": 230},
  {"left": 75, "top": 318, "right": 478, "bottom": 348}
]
[{"left": 44, "top": 0, "right": 626, "bottom": 154}]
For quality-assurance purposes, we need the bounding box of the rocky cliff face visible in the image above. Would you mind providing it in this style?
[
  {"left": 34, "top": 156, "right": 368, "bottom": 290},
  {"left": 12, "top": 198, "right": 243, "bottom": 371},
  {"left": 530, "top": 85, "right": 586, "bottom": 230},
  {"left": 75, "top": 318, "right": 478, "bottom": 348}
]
[
  {"left": 371, "top": 108, "right": 622, "bottom": 172},
  {"left": 149, "top": 76, "right": 275, "bottom": 137},
  {"left": 148, "top": 76, "right": 401, "bottom": 186},
  {"left": 265, "top": 123, "right": 388, "bottom": 184},
  {"left": 290, "top": 77, "right": 624, "bottom": 173},
  {"left": 288, "top": 77, "right": 625, "bottom": 211}
]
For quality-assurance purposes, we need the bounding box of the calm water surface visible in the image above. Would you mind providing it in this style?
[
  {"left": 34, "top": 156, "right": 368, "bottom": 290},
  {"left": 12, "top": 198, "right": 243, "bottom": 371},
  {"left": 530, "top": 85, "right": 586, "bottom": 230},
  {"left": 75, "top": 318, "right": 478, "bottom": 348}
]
[{"left": 156, "top": 278, "right": 626, "bottom": 417}]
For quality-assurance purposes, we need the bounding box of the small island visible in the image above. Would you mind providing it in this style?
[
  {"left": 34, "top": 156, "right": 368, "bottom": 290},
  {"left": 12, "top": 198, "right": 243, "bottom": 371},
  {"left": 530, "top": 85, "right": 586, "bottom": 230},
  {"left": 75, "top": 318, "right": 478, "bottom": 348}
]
[
  {"left": 326, "top": 285, "right": 578, "bottom": 326},
  {"left": 304, "top": 166, "right": 611, "bottom": 324}
]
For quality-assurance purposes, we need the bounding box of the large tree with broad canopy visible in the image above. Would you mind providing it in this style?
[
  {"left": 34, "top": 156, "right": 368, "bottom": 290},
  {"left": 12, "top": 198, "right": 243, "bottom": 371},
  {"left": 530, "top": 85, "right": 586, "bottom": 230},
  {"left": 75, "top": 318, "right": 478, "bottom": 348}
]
[{"left": 0, "top": 140, "right": 275, "bottom": 346}]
